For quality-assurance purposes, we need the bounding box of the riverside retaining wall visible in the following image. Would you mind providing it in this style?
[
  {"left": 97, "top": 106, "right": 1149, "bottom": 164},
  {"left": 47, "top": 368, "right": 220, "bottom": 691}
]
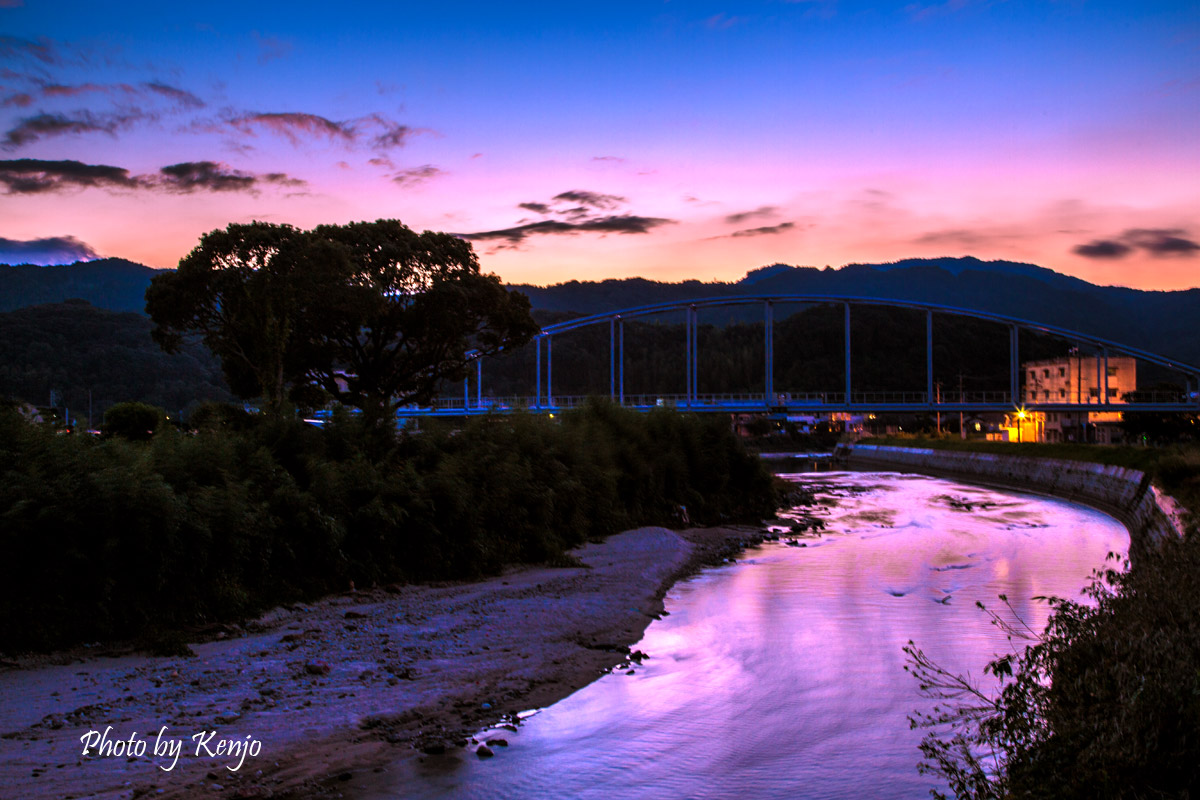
[{"left": 834, "top": 443, "right": 1189, "bottom": 555}]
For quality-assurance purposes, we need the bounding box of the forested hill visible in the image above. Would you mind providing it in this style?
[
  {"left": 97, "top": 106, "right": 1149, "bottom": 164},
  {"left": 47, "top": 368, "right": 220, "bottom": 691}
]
[
  {"left": 0, "top": 300, "right": 231, "bottom": 418},
  {"left": 514, "top": 257, "right": 1200, "bottom": 366},
  {"left": 0, "top": 258, "right": 158, "bottom": 313},
  {"left": 4, "top": 256, "right": 1200, "bottom": 365}
]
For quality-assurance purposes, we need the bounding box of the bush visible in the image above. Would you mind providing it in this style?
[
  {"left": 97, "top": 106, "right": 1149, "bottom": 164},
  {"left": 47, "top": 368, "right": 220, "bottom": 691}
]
[
  {"left": 102, "top": 401, "right": 165, "bottom": 440},
  {"left": 0, "top": 401, "right": 776, "bottom": 652},
  {"left": 906, "top": 534, "right": 1200, "bottom": 799}
]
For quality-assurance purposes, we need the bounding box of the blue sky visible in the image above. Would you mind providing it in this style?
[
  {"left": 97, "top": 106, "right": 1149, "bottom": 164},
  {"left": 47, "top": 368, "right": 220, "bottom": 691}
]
[{"left": 2, "top": 1, "right": 1197, "bottom": 287}]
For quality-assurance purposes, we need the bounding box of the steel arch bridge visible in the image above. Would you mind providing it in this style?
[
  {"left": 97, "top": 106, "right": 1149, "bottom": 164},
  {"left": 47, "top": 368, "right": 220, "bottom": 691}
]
[{"left": 405, "top": 295, "right": 1200, "bottom": 417}]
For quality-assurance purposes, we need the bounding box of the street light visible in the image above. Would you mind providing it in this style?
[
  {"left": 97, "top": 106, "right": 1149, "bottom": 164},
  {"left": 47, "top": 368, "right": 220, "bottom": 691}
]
[{"left": 1015, "top": 406, "right": 1028, "bottom": 443}]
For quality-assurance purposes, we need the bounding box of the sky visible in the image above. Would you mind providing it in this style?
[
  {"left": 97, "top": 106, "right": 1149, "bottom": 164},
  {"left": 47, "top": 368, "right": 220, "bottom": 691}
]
[{"left": 0, "top": 0, "right": 1197, "bottom": 289}]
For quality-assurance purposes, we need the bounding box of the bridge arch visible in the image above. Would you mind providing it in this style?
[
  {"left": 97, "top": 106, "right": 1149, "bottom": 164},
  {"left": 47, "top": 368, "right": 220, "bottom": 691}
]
[{"left": 440, "top": 295, "right": 1200, "bottom": 416}]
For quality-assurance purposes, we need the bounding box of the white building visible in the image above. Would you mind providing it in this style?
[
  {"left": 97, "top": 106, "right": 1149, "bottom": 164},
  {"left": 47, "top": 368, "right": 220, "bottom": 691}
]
[{"left": 1019, "top": 355, "right": 1137, "bottom": 444}]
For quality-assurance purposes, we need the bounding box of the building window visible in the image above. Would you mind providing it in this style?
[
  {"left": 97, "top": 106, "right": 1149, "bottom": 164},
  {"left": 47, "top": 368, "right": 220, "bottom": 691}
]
[
  {"left": 1043, "top": 390, "right": 1051, "bottom": 400},
  {"left": 1107, "top": 366, "right": 1118, "bottom": 376},
  {"left": 1108, "top": 387, "right": 1118, "bottom": 397},
  {"left": 1059, "top": 389, "right": 1066, "bottom": 398},
  {"left": 1059, "top": 367, "right": 1066, "bottom": 377},
  {"left": 1043, "top": 369, "right": 1050, "bottom": 378},
  {"left": 1029, "top": 370, "right": 1036, "bottom": 380},
  {"left": 1089, "top": 387, "right": 1099, "bottom": 398}
]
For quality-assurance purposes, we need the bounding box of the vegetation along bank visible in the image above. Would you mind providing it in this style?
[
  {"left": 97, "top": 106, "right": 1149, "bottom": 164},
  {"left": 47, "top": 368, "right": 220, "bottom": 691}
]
[{"left": 0, "top": 400, "right": 776, "bottom": 654}]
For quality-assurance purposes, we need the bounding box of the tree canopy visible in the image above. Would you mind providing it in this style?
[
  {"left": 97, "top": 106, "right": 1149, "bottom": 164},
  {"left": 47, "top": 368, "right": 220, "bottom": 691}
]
[{"left": 145, "top": 220, "right": 538, "bottom": 420}]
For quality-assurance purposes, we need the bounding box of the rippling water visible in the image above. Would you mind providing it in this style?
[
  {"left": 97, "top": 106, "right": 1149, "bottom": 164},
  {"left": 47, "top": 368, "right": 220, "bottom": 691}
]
[{"left": 372, "top": 471, "right": 1128, "bottom": 800}]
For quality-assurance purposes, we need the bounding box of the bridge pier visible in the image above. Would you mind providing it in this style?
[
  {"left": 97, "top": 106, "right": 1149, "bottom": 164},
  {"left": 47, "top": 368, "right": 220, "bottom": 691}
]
[
  {"left": 685, "top": 306, "right": 693, "bottom": 408},
  {"left": 926, "top": 310, "right": 934, "bottom": 408},
  {"left": 619, "top": 319, "right": 625, "bottom": 406},
  {"left": 764, "top": 301, "right": 774, "bottom": 408},
  {"left": 844, "top": 303, "right": 852, "bottom": 409},
  {"left": 1009, "top": 324, "right": 1019, "bottom": 406},
  {"left": 610, "top": 317, "right": 616, "bottom": 401}
]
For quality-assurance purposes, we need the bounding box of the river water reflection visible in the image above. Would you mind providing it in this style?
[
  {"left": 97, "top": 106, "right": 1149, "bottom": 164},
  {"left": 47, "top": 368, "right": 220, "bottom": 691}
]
[{"left": 378, "top": 471, "right": 1128, "bottom": 799}]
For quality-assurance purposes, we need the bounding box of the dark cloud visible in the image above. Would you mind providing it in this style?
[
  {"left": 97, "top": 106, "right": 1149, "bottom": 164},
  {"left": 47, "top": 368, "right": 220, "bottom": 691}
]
[
  {"left": 460, "top": 215, "right": 676, "bottom": 245},
  {"left": 157, "top": 161, "right": 304, "bottom": 193},
  {"left": 725, "top": 205, "right": 779, "bottom": 225},
  {"left": 1073, "top": 239, "right": 1132, "bottom": 259},
  {"left": 518, "top": 202, "right": 551, "bottom": 214},
  {"left": 217, "top": 111, "right": 427, "bottom": 151},
  {"left": 143, "top": 82, "right": 205, "bottom": 108},
  {"left": 591, "top": 155, "right": 626, "bottom": 163},
  {"left": 26, "top": 80, "right": 203, "bottom": 107},
  {"left": 1124, "top": 228, "right": 1200, "bottom": 257},
  {"left": 0, "top": 36, "right": 57, "bottom": 65},
  {"left": 41, "top": 82, "right": 107, "bottom": 97},
  {"left": 0, "top": 158, "right": 141, "bottom": 193},
  {"left": 371, "top": 122, "right": 416, "bottom": 149},
  {"left": 0, "top": 234, "right": 98, "bottom": 265},
  {"left": 730, "top": 222, "right": 796, "bottom": 238},
  {"left": 0, "top": 157, "right": 302, "bottom": 195},
  {"left": 552, "top": 190, "right": 626, "bottom": 209},
  {"left": 391, "top": 165, "right": 443, "bottom": 187},
  {"left": 913, "top": 228, "right": 992, "bottom": 247},
  {"left": 1, "top": 92, "right": 33, "bottom": 107},
  {"left": 227, "top": 112, "right": 353, "bottom": 145},
  {"left": 1072, "top": 228, "right": 1199, "bottom": 259},
  {"left": 2, "top": 110, "right": 143, "bottom": 148},
  {"left": 261, "top": 172, "right": 306, "bottom": 188}
]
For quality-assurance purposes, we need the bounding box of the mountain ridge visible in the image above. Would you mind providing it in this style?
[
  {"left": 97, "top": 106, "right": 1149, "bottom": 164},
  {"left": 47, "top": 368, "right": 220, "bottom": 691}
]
[{"left": 4, "top": 256, "right": 1199, "bottom": 366}]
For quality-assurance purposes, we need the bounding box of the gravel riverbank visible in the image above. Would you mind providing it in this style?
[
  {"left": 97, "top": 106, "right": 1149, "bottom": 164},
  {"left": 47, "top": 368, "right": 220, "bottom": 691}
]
[{"left": 0, "top": 525, "right": 764, "bottom": 799}]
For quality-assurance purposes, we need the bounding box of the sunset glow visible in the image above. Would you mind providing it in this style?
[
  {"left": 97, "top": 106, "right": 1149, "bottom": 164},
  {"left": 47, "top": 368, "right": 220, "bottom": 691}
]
[{"left": 2, "top": 1, "right": 1197, "bottom": 288}]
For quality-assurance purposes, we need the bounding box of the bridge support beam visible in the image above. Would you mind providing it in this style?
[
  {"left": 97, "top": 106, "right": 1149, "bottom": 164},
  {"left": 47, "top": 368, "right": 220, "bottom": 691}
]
[
  {"left": 547, "top": 336, "right": 553, "bottom": 409},
  {"left": 610, "top": 317, "right": 616, "bottom": 401},
  {"left": 1102, "top": 348, "right": 1109, "bottom": 407},
  {"left": 685, "top": 306, "right": 693, "bottom": 408},
  {"left": 477, "top": 359, "right": 482, "bottom": 409},
  {"left": 926, "top": 310, "right": 934, "bottom": 408},
  {"left": 535, "top": 336, "right": 542, "bottom": 410},
  {"left": 1009, "top": 325, "right": 1019, "bottom": 406},
  {"left": 844, "top": 303, "right": 852, "bottom": 409},
  {"left": 619, "top": 318, "right": 625, "bottom": 406},
  {"left": 692, "top": 306, "right": 699, "bottom": 404},
  {"left": 764, "top": 301, "right": 774, "bottom": 408}
]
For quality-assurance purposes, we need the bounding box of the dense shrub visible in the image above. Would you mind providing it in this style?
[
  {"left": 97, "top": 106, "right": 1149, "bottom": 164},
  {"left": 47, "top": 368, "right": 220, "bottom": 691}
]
[
  {"left": 0, "top": 401, "right": 775, "bottom": 652},
  {"left": 102, "top": 401, "right": 166, "bottom": 440},
  {"left": 907, "top": 536, "right": 1200, "bottom": 799}
]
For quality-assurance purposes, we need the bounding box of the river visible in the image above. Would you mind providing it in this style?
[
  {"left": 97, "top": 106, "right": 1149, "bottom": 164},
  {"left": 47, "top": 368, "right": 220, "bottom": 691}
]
[{"left": 368, "top": 470, "right": 1129, "bottom": 799}]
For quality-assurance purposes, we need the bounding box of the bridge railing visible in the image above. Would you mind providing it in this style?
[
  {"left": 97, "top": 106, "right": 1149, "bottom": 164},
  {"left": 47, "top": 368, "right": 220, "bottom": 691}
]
[{"left": 413, "top": 389, "right": 1199, "bottom": 413}]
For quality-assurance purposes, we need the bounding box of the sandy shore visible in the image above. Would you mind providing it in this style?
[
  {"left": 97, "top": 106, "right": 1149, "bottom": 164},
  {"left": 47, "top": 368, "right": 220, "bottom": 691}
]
[{"left": 0, "top": 525, "right": 763, "bottom": 799}]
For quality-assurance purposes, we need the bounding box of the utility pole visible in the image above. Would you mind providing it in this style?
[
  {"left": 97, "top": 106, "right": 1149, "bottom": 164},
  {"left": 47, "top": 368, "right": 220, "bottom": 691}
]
[
  {"left": 935, "top": 381, "right": 942, "bottom": 435},
  {"left": 958, "top": 373, "right": 965, "bottom": 440}
]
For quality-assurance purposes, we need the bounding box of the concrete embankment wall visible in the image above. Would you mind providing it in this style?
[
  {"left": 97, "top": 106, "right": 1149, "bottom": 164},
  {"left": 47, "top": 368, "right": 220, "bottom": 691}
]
[{"left": 835, "top": 443, "right": 1189, "bottom": 554}]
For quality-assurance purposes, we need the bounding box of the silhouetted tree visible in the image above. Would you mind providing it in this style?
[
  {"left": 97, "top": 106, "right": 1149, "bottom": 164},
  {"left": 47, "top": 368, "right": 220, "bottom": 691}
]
[
  {"left": 146, "top": 220, "right": 537, "bottom": 423},
  {"left": 303, "top": 220, "right": 538, "bottom": 425},
  {"left": 145, "top": 222, "right": 329, "bottom": 415}
]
